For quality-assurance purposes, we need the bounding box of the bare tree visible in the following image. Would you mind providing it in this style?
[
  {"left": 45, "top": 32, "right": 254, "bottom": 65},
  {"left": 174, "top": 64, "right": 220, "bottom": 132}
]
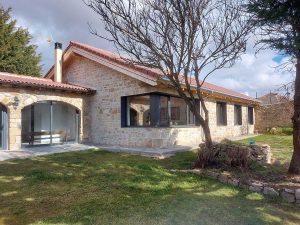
[{"left": 84, "top": 0, "right": 252, "bottom": 150}]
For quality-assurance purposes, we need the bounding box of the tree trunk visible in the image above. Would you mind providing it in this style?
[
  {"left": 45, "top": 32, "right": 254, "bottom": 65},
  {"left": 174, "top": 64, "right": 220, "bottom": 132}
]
[
  {"left": 202, "top": 120, "right": 213, "bottom": 149},
  {"left": 191, "top": 101, "right": 213, "bottom": 150},
  {"left": 288, "top": 58, "right": 300, "bottom": 174}
]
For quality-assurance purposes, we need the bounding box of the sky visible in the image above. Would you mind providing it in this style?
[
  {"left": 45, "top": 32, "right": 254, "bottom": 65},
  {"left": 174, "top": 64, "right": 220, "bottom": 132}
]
[{"left": 1, "top": 0, "right": 295, "bottom": 98}]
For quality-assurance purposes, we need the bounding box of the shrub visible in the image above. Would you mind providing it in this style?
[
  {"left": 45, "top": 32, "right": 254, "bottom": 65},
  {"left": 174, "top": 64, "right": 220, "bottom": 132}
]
[{"left": 281, "top": 127, "right": 293, "bottom": 135}]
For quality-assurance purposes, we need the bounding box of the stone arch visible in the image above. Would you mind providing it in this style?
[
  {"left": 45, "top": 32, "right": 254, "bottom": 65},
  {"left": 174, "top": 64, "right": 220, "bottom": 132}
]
[{"left": 21, "top": 97, "right": 81, "bottom": 113}]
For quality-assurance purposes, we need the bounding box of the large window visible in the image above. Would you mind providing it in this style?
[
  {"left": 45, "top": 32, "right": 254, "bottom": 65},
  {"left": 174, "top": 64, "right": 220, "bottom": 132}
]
[
  {"left": 121, "top": 93, "right": 198, "bottom": 127},
  {"left": 234, "top": 105, "right": 242, "bottom": 125},
  {"left": 21, "top": 101, "right": 80, "bottom": 146},
  {"left": 128, "top": 95, "right": 151, "bottom": 127},
  {"left": 248, "top": 107, "right": 254, "bottom": 125},
  {"left": 160, "top": 96, "right": 169, "bottom": 126},
  {"left": 216, "top": 102, "right": 227, "bottom": 126}
]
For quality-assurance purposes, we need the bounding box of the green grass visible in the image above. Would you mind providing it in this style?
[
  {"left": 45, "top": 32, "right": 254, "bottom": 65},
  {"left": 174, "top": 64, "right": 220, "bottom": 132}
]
[
  {"left": 0, "top": 149, "right": 299, "bottom": 225},
  {"left": 221, "top": 134, "right": 295, "bottom": 182},
  {"left": 237, "top": 134, "right": 293, "bottom": 163}
]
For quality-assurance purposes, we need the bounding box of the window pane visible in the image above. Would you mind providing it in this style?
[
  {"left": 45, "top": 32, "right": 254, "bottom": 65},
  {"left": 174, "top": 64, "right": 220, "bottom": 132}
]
[
  {"left": 188, "top": 108, "right": 195, "bottom": 125},
  {"left": 234, "top": 105, "right": 242, "bottom": 125},
  {"left": 170, "top": 97, "right": 187, "bottom": 125},
  {"left": 34, "top": 102, "right": 51, "bottom": 145},
  {"left": 52, "top": 102, "right": 78, "bottom": 143},
  {"left": 217, "top": 102, "right": 227, "bottom": 126},
  {"left": 129, "top": 95, "right": 151, "bottom": 126},
  {"left": 160, "top": 96, "right": 169, "bottom": 126},
  {"left": 248, "top": 107, "right": 254, "bottom": 125}
]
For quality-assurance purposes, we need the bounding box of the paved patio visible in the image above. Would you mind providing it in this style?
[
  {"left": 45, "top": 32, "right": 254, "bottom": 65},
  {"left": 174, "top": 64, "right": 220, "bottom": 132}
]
[
  {"left": 0, "top": 143, "right": 194, "bottom": 161},
  {"left": 0, "top": 134, "right": 260, "bottom": 161},
  {"left": 0, "top": 143, "right": 98, "bottom": 161}
]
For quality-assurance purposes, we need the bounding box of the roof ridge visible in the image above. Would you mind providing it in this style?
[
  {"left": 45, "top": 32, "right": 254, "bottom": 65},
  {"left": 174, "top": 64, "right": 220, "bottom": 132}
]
[{"left": 70, "top": 41, "right": 120, "bottom": 57}]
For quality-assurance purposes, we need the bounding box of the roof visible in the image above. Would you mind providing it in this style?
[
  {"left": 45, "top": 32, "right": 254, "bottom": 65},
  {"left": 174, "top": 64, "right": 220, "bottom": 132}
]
[
  {"left": 45, "top": 41, "right": 258, "bottom": 103},
  {"left": 0, "top": 72, "right": 95, "bottom": 94},
  {"left": 258, "top": 92, "right": 290, "bottom": 105}
]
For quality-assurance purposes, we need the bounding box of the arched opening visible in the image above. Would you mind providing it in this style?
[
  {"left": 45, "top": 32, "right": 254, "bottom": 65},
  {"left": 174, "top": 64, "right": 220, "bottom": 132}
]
[
  {"left": 21, "top": 101, "right": 80, "bottom": 147},
  {"left": 0, "top": 104, "right": 8, "bottom": 150}
]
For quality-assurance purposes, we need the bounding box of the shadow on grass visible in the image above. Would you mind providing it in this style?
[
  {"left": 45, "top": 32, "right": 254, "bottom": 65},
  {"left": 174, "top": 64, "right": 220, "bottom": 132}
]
[{"left": 0, "top": 149, "right": 299, "bottom": 225}]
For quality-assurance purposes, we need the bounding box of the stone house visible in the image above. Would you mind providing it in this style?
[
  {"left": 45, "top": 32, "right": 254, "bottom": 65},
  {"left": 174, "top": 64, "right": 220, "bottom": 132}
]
[
  {"left": 0, "top": 41, "right": 259, "bottom": 151},
  {"left": 255, "top": 93, "right": 293, "bottom": 132}
]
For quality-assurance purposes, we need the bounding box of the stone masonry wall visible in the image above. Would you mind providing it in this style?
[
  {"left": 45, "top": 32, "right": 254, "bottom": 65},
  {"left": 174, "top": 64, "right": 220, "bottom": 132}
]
[
  {"left": 63, "top": 56, "right": 255, "bottom": 148},
  {"left": 0, "top": 86, "right": 84, "bottom": 150},
  {"left": 206, "top": 100, "right": 255, "bottom": 141},
  {"left": 255, "top": 101, "right": 293, "bottom": 132}
]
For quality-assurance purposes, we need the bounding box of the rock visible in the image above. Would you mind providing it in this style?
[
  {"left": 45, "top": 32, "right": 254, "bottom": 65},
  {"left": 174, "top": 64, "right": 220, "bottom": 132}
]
[
  {"left": 239, "top": 183, "right": 249, "bottom": 190},
  {"left": 296, "top": 200, "right": 300, "bottom": 204},
  {"left": 218, "top": 174, "right": 228, "bottom": 184},
  {"left": 281, "top": 191, "right": 296, "bottom": 203},
  {"left": 263, "top": 187, "right": 279, "bottom": 196},
  {"left": 261, "top": 144, "right": 272, "bottom": 164},
  {"left": 283, "top": 188, "right": 295, "bottom": 194},
  {"left": 249, "top": 182, "right": 263, "bottom": 192},
  {"left": 249, "top": 185, "right": 263, "bottom": 193},
  {"left": 295, "top": 189, "right": 300, "bottom": 200},
  {"left": 191, "top": 169, "right": 202, "bottom": 175},
  {"left": 228, "top": 178, "right": 239, "bottom": 186},
  {"left": 206, "top": 171, "right": 219, "bottom": 179}
]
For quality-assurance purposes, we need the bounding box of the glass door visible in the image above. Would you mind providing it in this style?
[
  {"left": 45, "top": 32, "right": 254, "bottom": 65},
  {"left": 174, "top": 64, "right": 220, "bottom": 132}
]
[
  {"left": 21, "top": 101, "right": 80, "bottom": 147},
  {"left": 0, "top": 105, "right": 8, "bottom": 150}
]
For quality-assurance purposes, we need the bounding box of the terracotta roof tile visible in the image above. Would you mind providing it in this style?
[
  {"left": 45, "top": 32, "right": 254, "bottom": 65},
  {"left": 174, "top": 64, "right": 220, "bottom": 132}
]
[
  {"left": 70, "top": 41, "right": 258, "bottom": 102},
  {"left": 0, "top": 72, "right": 95, "bottom": 94},
  {"left": 46, "top": 41, "right": 258, "bottom": 102}
]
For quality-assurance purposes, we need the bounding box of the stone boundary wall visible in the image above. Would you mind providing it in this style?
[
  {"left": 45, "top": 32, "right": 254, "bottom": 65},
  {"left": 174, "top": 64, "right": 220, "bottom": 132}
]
[
  {"left": 171, "top": 169, "right": 300, "bottom": 204},
  {"left": 198, "top": 143, "right": 272, "bottom": 167},
  {"left": 255, "top": 101, "right": 293, "bottom": 132}
]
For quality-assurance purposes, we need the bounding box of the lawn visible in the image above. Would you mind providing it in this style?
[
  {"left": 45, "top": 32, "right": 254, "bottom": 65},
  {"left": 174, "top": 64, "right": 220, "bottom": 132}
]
[
  {"left": 236, "top": 134, "right": 293, "bottom": 164},
  {"left": 0, "top": 148, "right": 299, "bottom": 225}
]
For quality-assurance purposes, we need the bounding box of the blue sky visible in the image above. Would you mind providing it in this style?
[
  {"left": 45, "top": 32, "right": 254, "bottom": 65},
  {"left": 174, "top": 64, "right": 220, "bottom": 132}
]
[
  {"left": 272, "top": 54, "right": 288, "bottom": 63},
  {"left": 2, "top": 0, "right": 295, "bottom": 98}
]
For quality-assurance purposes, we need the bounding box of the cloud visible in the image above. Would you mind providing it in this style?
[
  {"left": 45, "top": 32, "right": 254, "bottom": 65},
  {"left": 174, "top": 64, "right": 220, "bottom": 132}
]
[
  {"left": 1, "top": 0, "right": 295, "bottom": 98},
  {"left": 2, "top": 0, "right": 115, "bottom": 72},
  {"left": 206, "top": 48, "right": 294, "bottom": 97}
]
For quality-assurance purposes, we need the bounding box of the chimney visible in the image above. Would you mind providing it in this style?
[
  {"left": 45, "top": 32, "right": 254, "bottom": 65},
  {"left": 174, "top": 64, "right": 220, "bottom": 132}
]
[{"left": 54, "top": 42, "right": 63, "bottom": 83}]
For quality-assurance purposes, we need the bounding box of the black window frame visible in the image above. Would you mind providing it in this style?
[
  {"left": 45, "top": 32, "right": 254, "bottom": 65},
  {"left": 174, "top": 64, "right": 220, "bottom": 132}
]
[
  {"left": 248, "top": 106, "right": 254, "bottom": 125},
  {"left": 121, "top": 92, "right": 200, "bottom": 128},
  {"left": 234, "top": 105, "right": 242, "bottom": 126},
  {"left": 216, "top": 101, "right": 227, "bottom": 126}
]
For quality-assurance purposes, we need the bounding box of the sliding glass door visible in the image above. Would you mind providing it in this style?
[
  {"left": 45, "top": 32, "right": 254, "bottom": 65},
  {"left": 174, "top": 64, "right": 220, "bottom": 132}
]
[{"left": 21, "top": 101, "right": 80, "bottom": 147}]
